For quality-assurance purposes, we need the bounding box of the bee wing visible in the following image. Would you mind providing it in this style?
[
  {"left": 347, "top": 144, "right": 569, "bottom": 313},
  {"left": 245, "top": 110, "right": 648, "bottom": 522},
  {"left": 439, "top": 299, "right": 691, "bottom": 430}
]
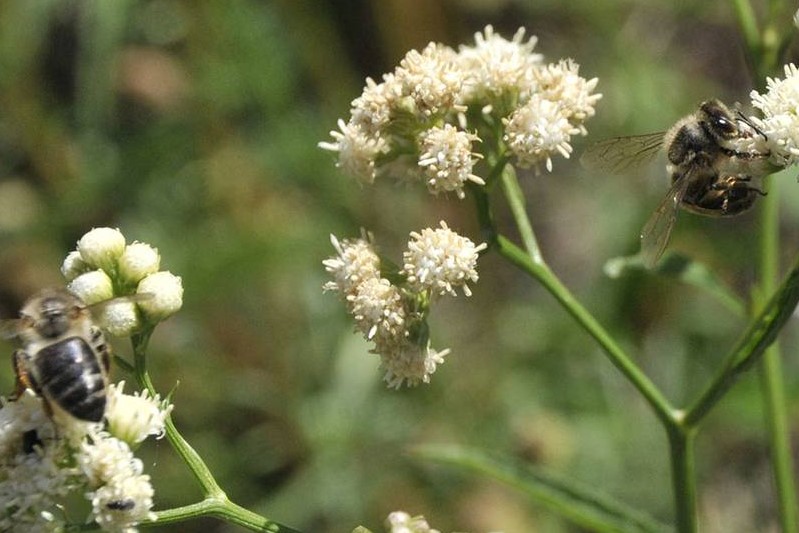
[
  {"left": 0, "top": 318, "right": 22, "bottom": 340},
  {"left": 85, "top": 293, "right": 154, "bottom": 313},
  {"left": 639, "top": 175, "right": 690, "bottom": 268},
  {"left": 580, "top": 132, "right": 665, "bottom": 174}
]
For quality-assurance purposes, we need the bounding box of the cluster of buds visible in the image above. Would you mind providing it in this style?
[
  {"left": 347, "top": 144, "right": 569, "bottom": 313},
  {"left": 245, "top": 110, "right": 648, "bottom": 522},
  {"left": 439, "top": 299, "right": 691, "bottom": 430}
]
[
  {"left": 324, "top": 222, "right": 486, "bottom": 388},
  {"left": 320, "top": 25, "right": 601, "bottom": 195},
  {"left": 0, "top": 228, "right": 179, "bottom": 531},
  {"left": 62, "top": 227, "right": 183, "bottom": 336}
]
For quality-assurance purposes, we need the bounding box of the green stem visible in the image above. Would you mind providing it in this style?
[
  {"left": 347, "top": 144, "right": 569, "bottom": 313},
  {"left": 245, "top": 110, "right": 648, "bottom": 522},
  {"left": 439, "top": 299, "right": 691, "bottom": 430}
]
[
  {"left": 758, "top": 178, "right": 798, "bottom": 533},
  {"left": 130, "top": 330, "right": 303, "bottom": 532},
  {"left": 499, "top": 165, "right": 543, "bottom": 264},
  {"left": 667, "top": 425, "right": 698, "bottom": 533},
  {"left": 131, "top": 329, "right": 225, "bottom": 498}
]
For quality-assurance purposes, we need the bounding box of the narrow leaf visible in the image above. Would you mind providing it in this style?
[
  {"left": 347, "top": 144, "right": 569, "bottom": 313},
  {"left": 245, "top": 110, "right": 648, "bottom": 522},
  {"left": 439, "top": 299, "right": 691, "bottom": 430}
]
[{"left": 413, "top": 445, "right": 670, "bottom": 533}]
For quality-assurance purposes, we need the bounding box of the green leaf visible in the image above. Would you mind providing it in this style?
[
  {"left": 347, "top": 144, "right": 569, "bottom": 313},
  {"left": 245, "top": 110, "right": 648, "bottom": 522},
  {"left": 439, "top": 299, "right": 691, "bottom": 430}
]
[
  {"left": 604, "top": 252, "right": 745, "bottom": 317},
  {"left": 412, "top": 445, "right": 671, "bottom": 533}
]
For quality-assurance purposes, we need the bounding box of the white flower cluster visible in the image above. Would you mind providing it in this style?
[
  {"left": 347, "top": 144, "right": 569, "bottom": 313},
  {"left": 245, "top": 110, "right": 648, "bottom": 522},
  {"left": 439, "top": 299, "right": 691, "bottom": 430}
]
[
  {"left": 0, "top": 385, "right": 172, "bottom": 531},
  {"left": 750, "top": 63, "right": 799, "bottom": 167},
  {"left": 324, "top": 223, "right": 485, "bottom": 388},
  {"left": 62, "top": 227, "right": 183, "bottom": 335},
  {"left": 320, "top": 25, "right": 601, "bottom": 193}
]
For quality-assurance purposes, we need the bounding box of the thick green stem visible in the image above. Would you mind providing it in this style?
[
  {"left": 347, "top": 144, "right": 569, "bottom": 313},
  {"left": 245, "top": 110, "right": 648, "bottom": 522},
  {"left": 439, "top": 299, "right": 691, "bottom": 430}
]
[
  {"left": 758, "top": 178, "right": 798, "bottom": 533},
  {"left": 667, "top": 425, "right": 698, "bottom": 533}
]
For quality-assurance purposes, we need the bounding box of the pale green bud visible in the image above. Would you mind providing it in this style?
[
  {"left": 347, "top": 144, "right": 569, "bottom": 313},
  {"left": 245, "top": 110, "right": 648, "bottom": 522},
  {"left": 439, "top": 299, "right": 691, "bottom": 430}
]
[
  {"left": 119, "top": 242, "right": 161, "bottom": 284},
  {"left": 68, "top": 270, "right": 114, "bottom": 305},
  {"left": 137, "top": 271, "right": 183, "bottom": 321},
  {"left": 61, "top": 251, "right": 90, "bottom": 282},
  {"left": 100, "top": 300, "right": 141, "bottom": 337},
  {"left": 77, "top": 227, "right": 126, "bottom": 272}
]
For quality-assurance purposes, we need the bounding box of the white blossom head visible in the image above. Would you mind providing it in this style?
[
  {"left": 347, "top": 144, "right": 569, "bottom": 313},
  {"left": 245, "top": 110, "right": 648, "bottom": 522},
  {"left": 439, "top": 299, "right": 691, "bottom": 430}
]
[
  {"left": 534, "top": 59, "right": 601, "bottom": 131},
  {"left": 750, "top": 63, "right": 799, "bottom": 167},
  {"left": 385, "top": 511, "right": 442, "bottom": 533},
  {"left": 347, "top": 277, "right": 406, "bottom": 341},
  {"left": 323, "top": 234, "right": 382, "bottom": 297},
  {"left": 318, "top": 119, "right": 388, "bottom": 185},
  {"left": 503, "top": 95, "right": 580, "bottom": 171},
  {"left": 106, "top": 382, "right": 172, "bottom": 446},
  {"left": 99, "top": 299, "right": 142, "bottom": 338},
  {"left": 76, "top": 228, "right": 126, "bottom": 272},
  {"left": 458, "top": 25, "right": 542, "bottom": 102},
  {"left": 376, "top": 334, "right": 450, "bottom": 390},
  {"left": 417, "top": 125, "right": 484, "bottom": 198},
  {"left": 402, "top": 221, "right": 487, "bottom": 297},
  {"left": 137, "top": 271, "right": 184, "bottom": 322},
  {"left": 394, "top": 42, "right": 465, "bottom": 119},
  {"left": 78, "top": 432, "right": 156, "bottom": 530}
]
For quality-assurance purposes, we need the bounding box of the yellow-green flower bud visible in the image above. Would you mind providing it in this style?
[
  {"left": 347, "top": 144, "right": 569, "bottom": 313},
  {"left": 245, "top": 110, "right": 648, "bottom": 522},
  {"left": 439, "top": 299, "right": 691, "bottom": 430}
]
[
  {"left": 137, "top": 271, "right": 183, "bottom": 321},
  {"left": 68, "top": 270, "right": 114, "bottom": 305},
  {"left": 77, "top": 227, "right": 126, "bottom": 272},
  {"left": 118, "top": 243, "right": 161, "bottom": 284}
]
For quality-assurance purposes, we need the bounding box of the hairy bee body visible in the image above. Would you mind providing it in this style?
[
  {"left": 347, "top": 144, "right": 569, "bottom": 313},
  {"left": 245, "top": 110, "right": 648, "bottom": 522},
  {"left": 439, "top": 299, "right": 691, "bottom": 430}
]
[{"left": 11, "top": 288, "right": 111, "bottom": 423}]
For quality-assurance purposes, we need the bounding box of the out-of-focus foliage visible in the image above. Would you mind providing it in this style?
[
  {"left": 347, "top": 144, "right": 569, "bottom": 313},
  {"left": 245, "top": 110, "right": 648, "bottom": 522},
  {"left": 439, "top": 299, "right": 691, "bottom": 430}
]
[{"left": 0, "top": 1, "right": 796, "bottom": 532}]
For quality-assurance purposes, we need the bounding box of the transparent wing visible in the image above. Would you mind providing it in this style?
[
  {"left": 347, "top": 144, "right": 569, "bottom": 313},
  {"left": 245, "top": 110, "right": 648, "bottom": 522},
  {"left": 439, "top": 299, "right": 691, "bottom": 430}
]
[
  {"left": 639, "top": 174, "right": 690, "bottom": 268},
  {"left": 580, "top": 132, "right": 665, "bottom": 174},
  {"left": 86, "top": 293, "right": 153, "bottom": 314},
  {"left": 0, "top": 318, "right": 22, "bottom": 340}
]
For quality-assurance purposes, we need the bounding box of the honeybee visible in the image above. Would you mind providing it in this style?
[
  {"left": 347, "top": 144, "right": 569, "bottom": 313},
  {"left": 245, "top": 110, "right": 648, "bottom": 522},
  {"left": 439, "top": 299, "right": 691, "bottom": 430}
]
[
  {"left": 582, "top": 99, "right": 772, "bottom": 266},
  {"left": 4, "top": 288, "right": 112, "bottom": 423}
]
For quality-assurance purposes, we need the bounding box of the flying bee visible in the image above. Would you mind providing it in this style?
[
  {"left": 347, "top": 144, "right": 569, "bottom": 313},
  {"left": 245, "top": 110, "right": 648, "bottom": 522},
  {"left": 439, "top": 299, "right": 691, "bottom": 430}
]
[
  {"left": 582, "top": 99, "right": 772, "bottom": 266},
  {"left": 2, "top": 288, "right": 145, "bottom": 424}
]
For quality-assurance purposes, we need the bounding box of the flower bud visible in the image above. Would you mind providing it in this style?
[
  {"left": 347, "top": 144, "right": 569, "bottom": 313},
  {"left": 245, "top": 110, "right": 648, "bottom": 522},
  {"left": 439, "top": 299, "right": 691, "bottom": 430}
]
[
  {"left": 137, "top": 271, "right": 183, "bottom": 321},
  {"left": 100, "top": 300, "right": 141, "bottom": 337},
  {"left": 77, "top": 227, "right": 126, "bottom": 272},
  {"left": 68, "top": 270, "right": 114, "bottom": 305},
  {"left": 118, "top": 243, "right": 161, "bottom": 285},
  {"left": 61, "top": 251, "right": 90, "bottom": 282}
]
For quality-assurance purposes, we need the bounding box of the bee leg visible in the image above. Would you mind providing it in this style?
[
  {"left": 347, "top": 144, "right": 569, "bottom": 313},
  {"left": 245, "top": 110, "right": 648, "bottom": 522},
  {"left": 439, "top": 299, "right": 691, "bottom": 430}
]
[{"left": 12, "top": 349, "right": 36, "bottom": 398}]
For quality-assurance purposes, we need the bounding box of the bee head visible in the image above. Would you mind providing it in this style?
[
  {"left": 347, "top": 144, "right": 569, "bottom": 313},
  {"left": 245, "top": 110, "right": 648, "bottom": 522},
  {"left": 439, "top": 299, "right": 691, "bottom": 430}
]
[
  {"left": 699, "top": 99, "right": 738, "bottom": 141},
  {"left": 21, "top": 289, "right": 83, "bottom": 339}
]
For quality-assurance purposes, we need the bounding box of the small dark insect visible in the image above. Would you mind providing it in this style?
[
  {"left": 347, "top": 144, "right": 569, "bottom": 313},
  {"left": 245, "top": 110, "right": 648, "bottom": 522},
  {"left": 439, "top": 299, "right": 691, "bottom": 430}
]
[{"left": 106, "top": 498, "right": 136, "bottom": 511}]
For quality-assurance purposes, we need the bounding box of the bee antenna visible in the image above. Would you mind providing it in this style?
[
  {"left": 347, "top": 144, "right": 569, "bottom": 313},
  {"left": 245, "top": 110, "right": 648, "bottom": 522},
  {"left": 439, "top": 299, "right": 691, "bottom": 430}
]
[{"left": 735, "top": 110, "right": 768, "bottom": 140}]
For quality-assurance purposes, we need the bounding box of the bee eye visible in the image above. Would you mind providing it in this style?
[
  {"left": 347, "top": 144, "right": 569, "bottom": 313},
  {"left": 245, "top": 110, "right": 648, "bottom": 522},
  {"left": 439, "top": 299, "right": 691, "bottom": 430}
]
[{"left": 715, "top": 117, "right": 737, "bottom": 136}]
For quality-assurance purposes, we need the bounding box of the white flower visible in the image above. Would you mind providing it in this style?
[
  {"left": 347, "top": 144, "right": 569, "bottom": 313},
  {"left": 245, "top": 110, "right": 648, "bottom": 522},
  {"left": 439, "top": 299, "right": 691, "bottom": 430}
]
[
  {"left": 534, "top": 59, "right": 601, "bottom": 132},
  {"left": 106, "top": 382, "right": 172, "bottom": 446},
  {"left": 503, "top": 95, "right": 581, "bottom": 171},
  {"left": 89, "top": 473, "right": 156, "bottom": 532},
  {"left": 347, "top": 277, "right": 406, "bottom": 340},
  {"left": 376, "top": 335, "right": 450, "bottom": 389},
  {"left": 118, "top": 243, "right": 161, "bottom": 285},
  {"left": 458, "top": 25, "right": 542, "bottom": 101},
  {"left": 386, "top": 511, "right": 441, "bottom": 533},
  {"left": 402, "top": 221, "right": 486, "bottom": 297},
  {"left": 68, "top": 270, "right": 115, "bottom": 305},
  {"left": 319, "top": 119, "right": 389, "bottom": 185},
  {"left": 136, "top": 271, "right": 183, "bottom": 321},
  {"left": 77, "top": 228, "right": 126, "bottom": 272},
  {"left": 418, "top": 125, "right": 484, "bottom": 198},
  {"left": 350, "top": 74, "right": 402, "bottom": 134},
  {"left": 323, "top": 234, "right": 382, "bottom": 297},
  {"left": 394, "top": 42, "right": 465, "bottom": 118},
  {"left": 61, "top": 251, "right": 90, "bottom": 282},
  {"left": 78, "top": 433, "right": 142, "bottom": 487},
  {"left": 750, "top": 63, "right": 799, "bottom": 166}
]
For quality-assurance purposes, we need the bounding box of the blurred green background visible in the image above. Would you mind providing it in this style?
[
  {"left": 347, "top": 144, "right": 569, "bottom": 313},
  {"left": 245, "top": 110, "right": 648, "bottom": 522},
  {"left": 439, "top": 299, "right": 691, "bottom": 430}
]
[{"left": 0, "top": 1, "right": 797, "bottom": 531}]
